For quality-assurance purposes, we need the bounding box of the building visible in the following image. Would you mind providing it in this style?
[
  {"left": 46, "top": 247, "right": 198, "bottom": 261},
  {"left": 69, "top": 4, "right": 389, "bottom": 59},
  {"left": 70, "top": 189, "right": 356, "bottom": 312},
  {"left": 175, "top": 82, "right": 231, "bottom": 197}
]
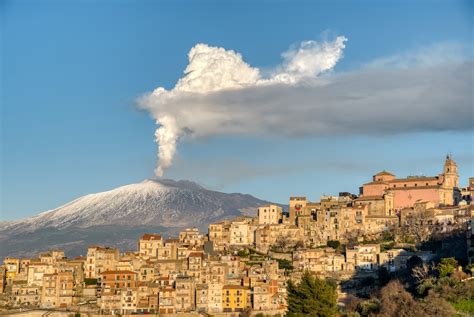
[
  {"left": 86, "top": 246, "right": 120, "bottom": 278},
  {"left": 158, "top": 287, "right": 176, "bottom": 314},
  {"left": 293, "top": 248, "right": 346, "bottom": 275},
  {"left": 289, "top": 197, "right": 308, "bottom": 225},
  {"left": 4, "top": 258, "right": 20, "bottom": 285},
  {"left": 255, "top": 224, "right": 302, "bottom": 253},
  {"left": 229, "top": 218, "right": 254, "bottom": 246},
  {"left": 222, "top": 285, "right": 249, "bottom": 312},
  {"left": 209, "top": 221, "right": 231, "bottom": 251},
  {"left": 179, "top": 228, "right": 204, "bottom": 247},
  {"left": 120, "top": 288, "right": 138, "bottom": 315},
  {"left": 258, "top": 204, "right": 283, "bottom": 225},
  {"left": 174, "top": 275, "right": 195, "bottom": 312},
  {"left": 346, "top": 244, "right": 380, "bottom": 272},
  {"left": 138, "top": 234, "right": 164, "bottom": 258},
  {"left": 360, "top": 156, "right": 461, "bottom": 210},
  {"left": 99, "top": 270, "right": 138, "bottom": 292}
]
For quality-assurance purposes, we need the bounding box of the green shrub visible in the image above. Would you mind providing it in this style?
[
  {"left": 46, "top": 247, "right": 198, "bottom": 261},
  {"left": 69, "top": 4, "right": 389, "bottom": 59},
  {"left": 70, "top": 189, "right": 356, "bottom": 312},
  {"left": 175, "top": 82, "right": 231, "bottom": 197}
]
[
  {"left": 84, "top": 278, "right": 97, "bottom": 286},
  {"left": 437, "top": 257, "right": 458, "bottom": 278},
  {"left": 452, "top": 298, "right": 474, "bottom": 314},
  {"left": 327, "top": 240, "right": 340, "bottom": 249},
  {"left": 277, "top": 258, "right": 293, "bottom": 271},
  {"left": 356, "top": 299, "right": 380, "bottom": 316}
]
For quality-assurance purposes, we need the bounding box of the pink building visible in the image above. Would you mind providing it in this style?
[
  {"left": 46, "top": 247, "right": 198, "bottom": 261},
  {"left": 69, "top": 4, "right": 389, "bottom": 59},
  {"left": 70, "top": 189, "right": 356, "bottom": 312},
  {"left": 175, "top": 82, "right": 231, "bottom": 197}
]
[{"left": 360, "top": 156, "right": 461, "bottom": 210}]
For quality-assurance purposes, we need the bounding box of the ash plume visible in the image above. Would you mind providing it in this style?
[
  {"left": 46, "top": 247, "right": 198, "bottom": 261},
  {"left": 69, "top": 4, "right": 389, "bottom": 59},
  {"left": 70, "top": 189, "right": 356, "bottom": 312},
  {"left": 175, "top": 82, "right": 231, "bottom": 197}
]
[{"left": 139, "top": 38, "right": 472, "bottom": 177}]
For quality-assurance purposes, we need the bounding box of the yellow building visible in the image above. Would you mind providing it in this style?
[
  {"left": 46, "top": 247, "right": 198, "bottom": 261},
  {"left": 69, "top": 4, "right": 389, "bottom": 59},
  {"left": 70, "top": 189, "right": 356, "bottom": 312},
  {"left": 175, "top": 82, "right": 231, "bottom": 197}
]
[{"left": 222, "top": 285, "right": 249, "bottom": 312}]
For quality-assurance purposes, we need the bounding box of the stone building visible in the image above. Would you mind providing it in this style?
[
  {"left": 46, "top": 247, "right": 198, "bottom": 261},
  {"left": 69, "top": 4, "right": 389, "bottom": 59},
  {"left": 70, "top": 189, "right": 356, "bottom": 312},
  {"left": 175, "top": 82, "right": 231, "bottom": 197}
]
[
  {"left": 86, "top": 246, "right": 120, "bottom": 278},
  {"left": 138, "top": 234, "right": 163, "bottom": 258},
  {"left": 209, "top": 221, "right": 231, "bottom": 251},
  {"left": 258, "top": 204, "right": 283, "bottom": 225}
]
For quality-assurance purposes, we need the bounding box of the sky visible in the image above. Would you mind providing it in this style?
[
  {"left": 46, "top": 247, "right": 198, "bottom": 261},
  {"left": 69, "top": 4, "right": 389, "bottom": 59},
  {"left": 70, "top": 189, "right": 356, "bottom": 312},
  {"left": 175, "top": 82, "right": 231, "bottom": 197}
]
[{"left": 1, "top": 0, "right": 473, "bottom": 220}]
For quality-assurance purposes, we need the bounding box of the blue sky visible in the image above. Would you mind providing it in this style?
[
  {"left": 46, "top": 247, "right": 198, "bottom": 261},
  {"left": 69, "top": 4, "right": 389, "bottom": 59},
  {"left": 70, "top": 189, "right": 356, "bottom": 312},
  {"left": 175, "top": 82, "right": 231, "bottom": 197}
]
[{"left": 1, "top": 0, "right": 473, "bottom": 220}]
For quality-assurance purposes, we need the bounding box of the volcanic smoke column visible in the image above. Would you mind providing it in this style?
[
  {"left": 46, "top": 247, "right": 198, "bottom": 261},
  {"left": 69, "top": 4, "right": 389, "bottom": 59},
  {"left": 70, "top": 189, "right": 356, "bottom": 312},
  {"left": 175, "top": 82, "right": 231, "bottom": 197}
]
[{"left": 154, "top": 116, "right": 180, "bottom": 177}]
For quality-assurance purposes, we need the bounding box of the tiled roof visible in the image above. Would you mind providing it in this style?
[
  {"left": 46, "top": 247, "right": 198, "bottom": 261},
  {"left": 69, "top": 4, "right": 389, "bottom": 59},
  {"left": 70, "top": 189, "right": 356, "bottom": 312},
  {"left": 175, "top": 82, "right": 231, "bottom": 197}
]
[
  {"left": 141, "top": 233, "right": 162, "bottom": 241},
  {"left": 375, "top": 170, "right": 395, "bottom": 176}
]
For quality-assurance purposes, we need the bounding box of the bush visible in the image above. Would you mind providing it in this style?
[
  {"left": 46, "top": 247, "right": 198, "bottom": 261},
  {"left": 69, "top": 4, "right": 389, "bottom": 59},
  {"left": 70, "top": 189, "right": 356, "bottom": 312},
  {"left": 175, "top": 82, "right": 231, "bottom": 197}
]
[
  {"left": 416, "top": 278, "right": 435, "bottom": 296},
  {"left": 277, "top": 259, "right": 293, "bottom": 271},
  {"left": 452, "top": 298, "right": 474, "bottom": 314},
  {"left": 356, "top": 299, "right": 380, "bottom": 316},
  {"left": 378, "top": 280, "right": 420, "bottom": 316},
  {"left": 327, "top": 240, "right": 340, "bottom": 250},
  {"left": 237, "top": 249, "right": 250, "bottom": 258},
  {"left": 380, "top": 242, "right": 395, "bottom": 252},
  {"left": 84, "top": 278, "right": 97, "bottom": 286},
  {"left": 437, "top": 257, "right": 458, "bottom": 278}
]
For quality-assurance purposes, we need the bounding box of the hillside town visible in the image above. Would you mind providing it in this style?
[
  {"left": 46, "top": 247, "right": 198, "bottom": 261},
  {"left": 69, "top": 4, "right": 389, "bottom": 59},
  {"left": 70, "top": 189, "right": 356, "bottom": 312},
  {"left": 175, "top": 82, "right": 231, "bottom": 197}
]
[{"left": 1, "top": 156, "right": 473, "bottom": 316}]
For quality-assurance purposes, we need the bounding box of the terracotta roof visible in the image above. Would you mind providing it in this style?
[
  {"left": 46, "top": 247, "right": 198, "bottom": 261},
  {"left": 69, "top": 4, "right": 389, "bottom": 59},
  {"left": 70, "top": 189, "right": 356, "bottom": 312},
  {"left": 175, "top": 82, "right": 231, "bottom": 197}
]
[
  {"left": 362, "top": 181, "right": 389, "bottom": 186},
  {"left": 389, "top": 176, "right": 439, "bottom": 183},
  {"left": 355, "top": 195, "right": 384, "bottom": 201},
  {"left": 88, "top": 246, "right": 118, "bottom": 252},
  {"left": 223, "top": 285, "right": 248, "bottom": 290},
  {"left": 365, "top": 215, "right": 398, "bottom": 219},
  {"left": 375, "top": 170, "right": 395, "bottom": 176},
  {"left": 101, "top": 270, "right": 137, "bottom": 275},
  {"left": 141, "top": 233, "right": 162, "bottom": 241},
  {"left": 189, "top": 252, "right": 204, "bottom": 257}
]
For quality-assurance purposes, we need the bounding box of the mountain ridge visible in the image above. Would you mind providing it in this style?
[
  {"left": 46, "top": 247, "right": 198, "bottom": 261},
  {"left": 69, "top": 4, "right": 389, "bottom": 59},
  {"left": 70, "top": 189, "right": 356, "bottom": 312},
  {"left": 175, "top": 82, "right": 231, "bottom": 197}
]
[{"left": 0, "top": 178, "right": 280, "bottom": 258}]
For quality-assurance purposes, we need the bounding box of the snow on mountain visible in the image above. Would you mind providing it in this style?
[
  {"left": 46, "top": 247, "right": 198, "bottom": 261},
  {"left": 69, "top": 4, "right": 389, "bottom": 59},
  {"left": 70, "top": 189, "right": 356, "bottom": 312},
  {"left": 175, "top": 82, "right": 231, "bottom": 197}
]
[{"left": 0, "top": 179, "right": 276, "bottom": 257}]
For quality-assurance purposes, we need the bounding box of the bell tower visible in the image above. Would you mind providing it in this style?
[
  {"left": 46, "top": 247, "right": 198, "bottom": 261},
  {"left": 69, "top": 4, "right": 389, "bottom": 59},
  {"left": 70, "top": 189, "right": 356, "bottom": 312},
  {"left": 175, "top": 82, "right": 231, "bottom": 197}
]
[{"left": 443, "top": 154, "right": 459, "bottom": 188}]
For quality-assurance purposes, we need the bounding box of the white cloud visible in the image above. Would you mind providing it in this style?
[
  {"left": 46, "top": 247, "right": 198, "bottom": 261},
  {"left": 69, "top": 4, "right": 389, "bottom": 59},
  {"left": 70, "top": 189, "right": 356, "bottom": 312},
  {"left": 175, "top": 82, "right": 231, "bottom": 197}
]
[{"left": 139, "top": 38, "right": 473, "bottom": 177}]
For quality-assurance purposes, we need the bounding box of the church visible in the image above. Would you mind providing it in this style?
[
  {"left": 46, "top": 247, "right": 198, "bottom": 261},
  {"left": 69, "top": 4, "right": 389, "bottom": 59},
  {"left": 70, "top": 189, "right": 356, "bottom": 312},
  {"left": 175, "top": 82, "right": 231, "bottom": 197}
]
[{"left": 358, "top": 156, "right": 461, "bottom": 215}]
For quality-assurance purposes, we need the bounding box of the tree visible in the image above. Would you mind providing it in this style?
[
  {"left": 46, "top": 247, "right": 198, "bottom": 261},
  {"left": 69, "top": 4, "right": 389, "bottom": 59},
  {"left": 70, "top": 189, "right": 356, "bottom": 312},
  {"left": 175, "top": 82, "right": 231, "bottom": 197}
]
[
  {"left": 327, "top": 240, "right": 340, "bottom": 250},
  {"left": 397, "top": 211, "right": 432, "bottom": 244},
  {"left": 286, "top": 270, "right": 337, "bottom": 317},
  {"left": 420, "top": 293, "right": 454, "bottom": 317},
  {"left": 411, "top": 262, "right": 434, "bottom": 295},
  {"left": 344, "top": 229, "right": 364, "bottom": 245},
  {"left": 437, "top": 257, "right": 458, "bottom": 278},
  {"left": 378, "top": 280, "right": 422, "bottom": 317},
  {"left": 274, "top": 235, "right": 287, "bottom": 251}
]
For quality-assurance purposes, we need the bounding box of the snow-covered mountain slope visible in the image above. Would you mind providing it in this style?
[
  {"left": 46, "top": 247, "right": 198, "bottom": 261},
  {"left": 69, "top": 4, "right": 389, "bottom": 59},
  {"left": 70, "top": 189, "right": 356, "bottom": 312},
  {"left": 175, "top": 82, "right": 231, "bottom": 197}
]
[{"left": 0, "top": 179, "right": 276, "bottom": 257}]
